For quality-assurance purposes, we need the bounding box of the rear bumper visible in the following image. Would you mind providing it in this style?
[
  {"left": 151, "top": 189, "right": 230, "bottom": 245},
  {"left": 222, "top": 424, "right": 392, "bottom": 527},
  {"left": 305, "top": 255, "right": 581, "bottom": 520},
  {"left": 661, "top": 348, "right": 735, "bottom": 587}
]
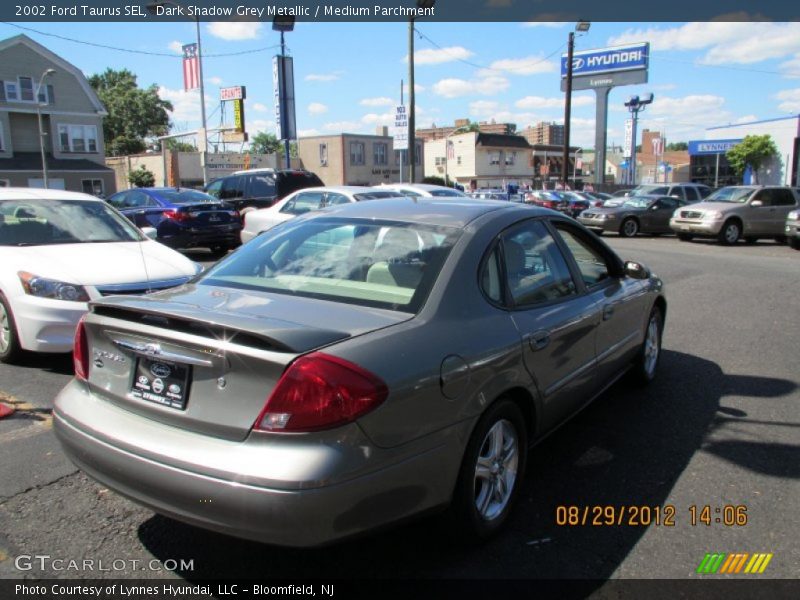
[
  {"left": 53, "top": 380, "right": 462, "bottom": 547},
  {"left": 158, "top": 225, "right": 242, "bottom": 249}
]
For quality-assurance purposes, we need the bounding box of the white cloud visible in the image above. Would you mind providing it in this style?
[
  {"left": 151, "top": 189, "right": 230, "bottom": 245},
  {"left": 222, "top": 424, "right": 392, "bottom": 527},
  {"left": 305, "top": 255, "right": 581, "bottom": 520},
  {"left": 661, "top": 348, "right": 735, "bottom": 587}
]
[
  {"left": 515, "top": 95, "right": 593, "bottom": 110},
  {"left": 609, "top": 22, "right": 800, "bottom": 67},
  {"left": 735, "top": 115, "right": 759, "bottom": 124},
  {"left": 168, "top": 41, "right": 183, "bottom": 54},
  {"left": 477, "top": 55, "right": 556, "bottom": 77},
  {"left": 323, "top": 120, "right": 365, "bottom": 133},
  {"left": 298, "top": 129, "right": 321, "bottom": 137},
  {"left": 405, "top": 46, "right": 474, "bottom": 66},
  {"left": 469, "top": 100, "right": 500, "bottom": 117},
  {"left": 207, "top": 76, "right": 223, "bottom": 86},
  {"left": 158, "top": 86, "right": 211, "bottom": 123},
  {"left": 250, "top": 119, "right": 276, "bottom": 135},
  {"left": 361, "top": 112, "right": 395, "bottom": 126},
  {"left": 402, "top": 82, "right": 425, "bottom": 95},
  {"left": 521, "top": 22, "right": 567, "bottom": 28},
  {"left": 360, "top": 97, "right": 395, "bottom": 107},
  {"left": 207, "top": 22, "right": 262, "bottom": 41},
  {"left": 774, "top": 88, "right": 800, "bottom": 112},
  {"left": 780, "top": 54, "right": 800, "bottom": 79},
  {"left": 432, "top": 75, "right": 509, "bottom": 98},
  {"left": 614, "top": 94, "right": 736, "bottom": 142},
  {"left": 251, "top": 102, "right": 268, "bottom": 113},
  {"left": 308, "top": 102, "right": 329, "bottom": 115},
  {"left": 305, "top": 72, "right": 343, "bottom": 82}
]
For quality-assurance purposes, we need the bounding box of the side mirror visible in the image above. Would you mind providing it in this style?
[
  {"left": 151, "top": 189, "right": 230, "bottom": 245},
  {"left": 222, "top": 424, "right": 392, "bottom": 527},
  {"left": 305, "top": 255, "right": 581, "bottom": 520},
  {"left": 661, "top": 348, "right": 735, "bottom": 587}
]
[
  {"left": 140, "top": 226, "right": 158, "bottom": 240},
  {"left": 750, "top": 199, "right": 764, "bottom": 207},
  {"left": 624, "top": 260, "right": 651, "bottom": 280}
]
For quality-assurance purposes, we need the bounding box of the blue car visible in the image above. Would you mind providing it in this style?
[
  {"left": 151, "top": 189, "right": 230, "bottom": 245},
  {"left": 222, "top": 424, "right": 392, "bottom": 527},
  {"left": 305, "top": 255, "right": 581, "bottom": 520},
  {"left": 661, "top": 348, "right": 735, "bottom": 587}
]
[{"left": 108, "top": 187, "right": 242, "bottom": 254}]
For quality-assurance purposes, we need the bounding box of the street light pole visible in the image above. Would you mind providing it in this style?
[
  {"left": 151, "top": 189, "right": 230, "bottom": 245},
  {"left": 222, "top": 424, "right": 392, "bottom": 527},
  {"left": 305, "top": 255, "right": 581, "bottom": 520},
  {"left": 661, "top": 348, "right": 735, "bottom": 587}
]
[
  {"left": 624, "top": 93, "right": 654, "bottom": 186},
  {"left": 408, "top": 0, "right": 435, "bottom": 184},
  {"left": 35, "top": 69, "right": 55, "bottom": 189},
  {"left": 562, "top": 30, "right": 575, "bottom": 189}
]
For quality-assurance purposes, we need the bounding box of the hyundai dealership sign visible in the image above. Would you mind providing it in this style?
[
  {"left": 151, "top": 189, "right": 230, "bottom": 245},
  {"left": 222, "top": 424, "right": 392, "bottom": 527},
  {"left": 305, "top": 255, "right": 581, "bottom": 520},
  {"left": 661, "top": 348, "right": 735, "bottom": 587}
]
[{"left": 562, "top": 43, "right": 649, "bottom": 78}]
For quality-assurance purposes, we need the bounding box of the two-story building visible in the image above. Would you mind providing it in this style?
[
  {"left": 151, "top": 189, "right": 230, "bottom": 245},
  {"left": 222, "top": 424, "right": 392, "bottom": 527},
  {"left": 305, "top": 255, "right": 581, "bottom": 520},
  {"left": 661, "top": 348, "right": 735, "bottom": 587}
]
[
  {"left": 0, "top": 34, "right": 114, "bottom": 195},
  {"left": 425, "top": 132, "right": 534, "bottom": 190},
  {"left": 297, "top": 128, "right": 424, "bottom": 186}
]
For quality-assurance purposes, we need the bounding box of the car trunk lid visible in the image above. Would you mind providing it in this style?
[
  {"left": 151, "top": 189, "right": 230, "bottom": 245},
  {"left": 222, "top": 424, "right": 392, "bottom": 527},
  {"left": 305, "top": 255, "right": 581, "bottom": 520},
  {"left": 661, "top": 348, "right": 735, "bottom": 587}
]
[{"left": 82, "top": 284, "right": 410, "bottom": 441}]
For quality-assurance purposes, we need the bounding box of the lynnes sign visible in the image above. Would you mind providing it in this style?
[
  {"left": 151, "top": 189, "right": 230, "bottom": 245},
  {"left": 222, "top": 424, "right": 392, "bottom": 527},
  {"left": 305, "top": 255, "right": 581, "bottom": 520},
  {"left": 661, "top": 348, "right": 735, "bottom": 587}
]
[
  {"left": 562, "top": 43, "right": 649, "bottom": 78},
  {"left": 688, "top": 139, "right": 743, "bottom": 155}
]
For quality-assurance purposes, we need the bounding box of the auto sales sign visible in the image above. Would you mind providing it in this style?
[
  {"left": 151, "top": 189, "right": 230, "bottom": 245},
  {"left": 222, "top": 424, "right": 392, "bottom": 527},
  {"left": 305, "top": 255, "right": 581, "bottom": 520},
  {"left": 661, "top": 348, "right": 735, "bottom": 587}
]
[{"left": 561, "top": 43, "right": 649, "bottom": 78}]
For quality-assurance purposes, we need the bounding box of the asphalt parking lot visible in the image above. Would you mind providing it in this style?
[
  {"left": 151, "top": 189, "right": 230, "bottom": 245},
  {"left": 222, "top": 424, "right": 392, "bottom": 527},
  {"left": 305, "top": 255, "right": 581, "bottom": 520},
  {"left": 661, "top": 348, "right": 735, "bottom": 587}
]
[{"left": 0, "top": 235, "right": 798, "bottom": 584}]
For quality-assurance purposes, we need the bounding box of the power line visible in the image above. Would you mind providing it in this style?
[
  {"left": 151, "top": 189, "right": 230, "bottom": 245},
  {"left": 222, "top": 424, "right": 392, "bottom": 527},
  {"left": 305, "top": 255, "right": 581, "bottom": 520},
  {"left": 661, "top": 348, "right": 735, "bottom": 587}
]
[
  {"left": 413, "top": 26, "right": 566, "bottom": 74},
  {"left": 0, "top": 22, "right": 281, "bottom": 58}
]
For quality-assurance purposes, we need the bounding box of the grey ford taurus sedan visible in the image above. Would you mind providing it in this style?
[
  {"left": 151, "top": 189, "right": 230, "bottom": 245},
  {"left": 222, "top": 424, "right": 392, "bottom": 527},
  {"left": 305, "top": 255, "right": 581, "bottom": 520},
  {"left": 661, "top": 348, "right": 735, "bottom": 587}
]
[
  {"left": 54, "top": 198, "right": 666, "bottom": 547},
  {"left": 578, "top": 195, "right": 686, "bottom": 237}
]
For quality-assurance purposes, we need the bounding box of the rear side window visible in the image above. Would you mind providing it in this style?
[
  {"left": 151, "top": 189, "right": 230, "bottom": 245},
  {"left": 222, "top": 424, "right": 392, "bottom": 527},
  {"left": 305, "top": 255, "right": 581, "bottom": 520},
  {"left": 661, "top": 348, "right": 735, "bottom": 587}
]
[
  {"left": 247, "top": 174, "right": 276, "bottom": 198},
  {"left": 280, "top": 191, "right": 325, "bottom": 215},
  {"left": 276, "top": 172, "right": 324, "bottom": 199},
  {"left": 773, "top": 189, "right": 797, "bottom": 206},
  {"left": 220, "top": 176, "right": 245, "bottom": 201},
  {"left": 685, "top": 186, "right": 701, "bottom": 201}
]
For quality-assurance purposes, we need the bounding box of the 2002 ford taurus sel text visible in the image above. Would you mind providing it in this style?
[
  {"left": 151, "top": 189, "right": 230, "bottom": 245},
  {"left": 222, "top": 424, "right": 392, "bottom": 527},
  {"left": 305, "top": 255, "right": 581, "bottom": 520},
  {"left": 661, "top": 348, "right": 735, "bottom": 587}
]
[{"left": 54, "top": 198, "right": 666, "bottom": 547}]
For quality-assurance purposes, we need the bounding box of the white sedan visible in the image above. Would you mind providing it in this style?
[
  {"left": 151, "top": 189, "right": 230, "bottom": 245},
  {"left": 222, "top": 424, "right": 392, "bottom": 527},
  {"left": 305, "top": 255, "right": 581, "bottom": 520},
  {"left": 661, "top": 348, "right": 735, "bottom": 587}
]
[
  {"left": 378, "top": 183, "right": 467, "bottom": 198},
  {"left": 0, "top": 188, "right": 201, "bottom": 362},
  {"left": 240, "top": 186, "right": 405, "bottom": 243}
]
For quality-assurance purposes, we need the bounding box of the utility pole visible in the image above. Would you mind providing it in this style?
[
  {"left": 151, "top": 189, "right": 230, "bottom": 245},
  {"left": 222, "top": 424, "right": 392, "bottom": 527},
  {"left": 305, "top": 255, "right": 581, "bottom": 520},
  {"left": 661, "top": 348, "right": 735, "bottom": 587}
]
[{"left": 562, "top": 30, "right": 575, "bottom": 189}]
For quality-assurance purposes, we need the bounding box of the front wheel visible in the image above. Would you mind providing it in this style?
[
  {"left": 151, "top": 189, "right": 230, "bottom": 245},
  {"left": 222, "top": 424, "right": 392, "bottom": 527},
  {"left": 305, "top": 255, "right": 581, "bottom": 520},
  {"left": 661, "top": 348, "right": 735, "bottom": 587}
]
[
  {"left": 620, "top": 218, "right": 639, "bottom": 238},
  {"left": 718, "top": 220, "right": 741, "bottom": 245},
  {"left": 0, "top": 294, "right": 23, "bottom": 364},
  {"left": 789, "top": 237, "right": 800, "bottom": 250},
  {"left": 451, "top": 399, "right": 527, "bottom": 541},
  {"left": 677, "top": 233, "right": 693, "bottom": 242}
]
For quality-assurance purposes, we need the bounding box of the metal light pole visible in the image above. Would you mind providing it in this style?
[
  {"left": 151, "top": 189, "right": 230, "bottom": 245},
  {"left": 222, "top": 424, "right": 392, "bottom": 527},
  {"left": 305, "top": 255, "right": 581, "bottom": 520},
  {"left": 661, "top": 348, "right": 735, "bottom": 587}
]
[
  {"left": 147, "top": 1, "right": 208, "bottom": 184},
  {"left": 562, "top": 21, "right": 590, "bottom": 190},
  {"left": 35, "top": 69, "right": 55, "bottom": 189},
  {"left": 408, "top": 0, "right": 435, "bottom": 183},
  {"left": 623, "top": 93, "right": 654, "bottom": 186}
]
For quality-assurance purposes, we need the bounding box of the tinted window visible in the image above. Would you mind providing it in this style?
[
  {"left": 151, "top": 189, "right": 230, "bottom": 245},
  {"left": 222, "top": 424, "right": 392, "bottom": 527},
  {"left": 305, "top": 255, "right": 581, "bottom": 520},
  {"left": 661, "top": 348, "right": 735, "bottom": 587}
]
[
  {"left": 752, "top": 189, "right": 774, "bottom": 206},
  {"left": 353, "top": 191, "right": 404, "bottom": 201},
  {"left": 685, "top": 186, "right": 700, "bottom": 201},
  {"left": 773, "top": 189, "right": 797, "bottom": 206},
  {"left": 553, "top": 225, "right": 610, "bottom": 288},
  {"left": 247, "top": 174, "right": 277, "bottom": 198},
  {"left": 107, "top": 192, "right": 127, "bottom": 209},
  {"left": 205, "top": 179, "right": 223, "bottom": 199},
  {"left": 201, "top": 217, "right": 460, "bottom": 313},
  {"left": 220, "top": 176, "right": 245, "bottom": 201},
  {"left": 502, "top": 220, "right": 576, "bottom": 307},
  {"left": 430, "top": 189, "right": 465, "bottom": 197},
  {"left": 481, "top": 246, "right": 503, "bottom": 304},
  {"left": 668, "top": 187, "right": 686, "bottom": 200},
  {"left": 656, "top": 197, "right": 679, "bottom": 210},
  {"left": 276, "top": 171, "right": 324, "bottom": 199}
]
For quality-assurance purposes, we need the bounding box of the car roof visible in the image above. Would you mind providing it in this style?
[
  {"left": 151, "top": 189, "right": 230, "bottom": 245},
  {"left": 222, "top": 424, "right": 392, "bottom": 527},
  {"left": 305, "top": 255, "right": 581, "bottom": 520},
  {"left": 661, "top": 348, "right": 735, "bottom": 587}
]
[
  {"left": 0, "top": 187, "right": 101, "bottom": 202},
  {"left": 382, "top": 183, "right": 455, "bottom": 191},
  {"left": 313, "top": 196, "right": 546, "bottom": 228}
]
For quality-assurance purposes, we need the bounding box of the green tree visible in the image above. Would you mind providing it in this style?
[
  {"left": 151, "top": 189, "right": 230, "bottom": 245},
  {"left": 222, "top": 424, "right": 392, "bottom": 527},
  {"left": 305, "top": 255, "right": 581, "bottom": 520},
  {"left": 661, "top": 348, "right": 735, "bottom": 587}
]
[
  {"left": 726, "top": 135, "right": 779, "bottom": 184},
  {"left": 89, "top": 68, "right": 173, "bottom": 156},
  {"left": 163, "top": 138, "right": 197, "bottom": 152},
  {"left": 128, "top": 165, "right": 156, "bottom": 188},
  {"left": 249, "top": 132, "right": 282, "bottom": 154},
  {"left": 666, "top": 142, "right": 688, "bottom": 151}
]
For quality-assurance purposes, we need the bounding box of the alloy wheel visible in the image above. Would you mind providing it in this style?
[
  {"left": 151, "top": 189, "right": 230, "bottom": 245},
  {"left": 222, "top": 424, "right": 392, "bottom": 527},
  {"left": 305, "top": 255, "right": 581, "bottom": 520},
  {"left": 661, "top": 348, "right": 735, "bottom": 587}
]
[
  {"left": 474, "top": 419, "right": 519, "bottom": 521},
  {"left": 643, "top": 314, "right": 660, "bottom": 377},
  {"left": 0, "top": 302, "right": 10, "bottom": 353}
]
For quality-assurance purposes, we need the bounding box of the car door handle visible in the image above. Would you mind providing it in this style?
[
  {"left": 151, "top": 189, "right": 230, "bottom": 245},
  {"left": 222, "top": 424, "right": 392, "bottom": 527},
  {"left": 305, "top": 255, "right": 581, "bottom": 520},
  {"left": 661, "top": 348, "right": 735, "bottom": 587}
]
[
  {"left": 529, "top": 331, "right": 551, "bottom": 351},
  {"left": 603, "top": 305, "right": 615, "bottom": 320}
]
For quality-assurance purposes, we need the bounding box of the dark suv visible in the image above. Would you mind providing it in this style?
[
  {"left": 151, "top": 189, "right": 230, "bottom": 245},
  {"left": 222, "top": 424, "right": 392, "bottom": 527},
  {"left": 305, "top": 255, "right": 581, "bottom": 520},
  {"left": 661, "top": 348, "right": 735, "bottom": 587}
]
[{"left": 205, "top": 169, "right": 324, "bottom": 212}]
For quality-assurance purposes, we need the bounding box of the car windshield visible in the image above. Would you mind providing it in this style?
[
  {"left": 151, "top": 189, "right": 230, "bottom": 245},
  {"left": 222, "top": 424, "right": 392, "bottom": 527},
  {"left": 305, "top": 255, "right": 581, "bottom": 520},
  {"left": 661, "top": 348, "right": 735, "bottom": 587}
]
[
  {"left": 157, "top": 189, "right": 220, "bottom": 205},
  {"left": 621, "top": 198, "right": 652, "bottom": 209},
  {"left": 706, "top": 187, "right": 755, "bottom": 203},
  {"left": 201, "top": 217, "right": 461, "bottom": 313},
  {"left": 631, "top": 185, "right": 668, "bottom": 196},
  {"left": 0, "top": 199, "right": 143, "bottom": 246}
]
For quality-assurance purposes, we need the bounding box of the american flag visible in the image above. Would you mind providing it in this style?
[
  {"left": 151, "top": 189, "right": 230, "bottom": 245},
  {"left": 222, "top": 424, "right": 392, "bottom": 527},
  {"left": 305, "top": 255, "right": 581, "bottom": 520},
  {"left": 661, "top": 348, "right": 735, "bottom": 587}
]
[
  {"left": 446, "top": 140, "right": 455, "bottom": 160},
  {"left": 182, "top": 43, "right": 200, "bottom": 91}
]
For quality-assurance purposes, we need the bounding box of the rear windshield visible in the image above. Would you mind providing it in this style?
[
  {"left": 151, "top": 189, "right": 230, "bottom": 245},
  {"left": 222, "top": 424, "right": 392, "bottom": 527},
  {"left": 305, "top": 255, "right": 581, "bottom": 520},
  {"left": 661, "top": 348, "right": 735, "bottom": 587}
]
[
  {"left": 632, "top": 185, "right": 668, "bottom": 196},
  {"left": 352, "top": 191, "right": 405, "bottom": 201},
  {"left": 430, "top": 189, "right": 465, "bottom": 197},
  {"left": 0, "top": 199, "right": 142, "bottom": 246},
  {"left": 706, "top": 187, "right": 756, "bottom": 203},
  {"left": 157, "top": 190, "right": 219, "bottom": 205},
  {"left": 277, "top": 171, "right": 325, "bottom": 198},
  {"left": 200, "top": 217, "right": 461, "bottom": 313}
]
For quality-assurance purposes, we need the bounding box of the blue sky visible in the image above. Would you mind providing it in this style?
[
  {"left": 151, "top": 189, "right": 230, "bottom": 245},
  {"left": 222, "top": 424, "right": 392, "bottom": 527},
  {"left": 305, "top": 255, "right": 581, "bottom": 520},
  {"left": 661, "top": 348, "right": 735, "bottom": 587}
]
[{"left": 3, "top": 20, "right": 800, "bottom": 148}]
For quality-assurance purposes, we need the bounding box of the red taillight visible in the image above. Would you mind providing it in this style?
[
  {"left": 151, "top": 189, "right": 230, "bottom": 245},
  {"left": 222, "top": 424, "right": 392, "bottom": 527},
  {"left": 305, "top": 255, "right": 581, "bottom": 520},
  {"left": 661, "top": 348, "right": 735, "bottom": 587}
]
[
  {"left": 255, "top": 353, "right": 388, "bottom": 433},
  {"left": 163, "top": 209, "right": 190, "bottom": 222},
  {"left": 542, "top": 200, "right": 556, "bottom": 209},
  {"left": 73, "top": 315, "right": 89, "bottom": 381}
]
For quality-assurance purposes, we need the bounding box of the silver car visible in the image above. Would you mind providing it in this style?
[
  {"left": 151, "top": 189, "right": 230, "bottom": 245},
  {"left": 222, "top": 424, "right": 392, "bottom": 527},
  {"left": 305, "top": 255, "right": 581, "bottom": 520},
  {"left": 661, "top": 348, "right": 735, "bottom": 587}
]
[
  {"left": 670, "top": 185, "right": 799, "bottom": 244},
  {"left": 54, "top": 199, "right": 666, "bottom": 547}
]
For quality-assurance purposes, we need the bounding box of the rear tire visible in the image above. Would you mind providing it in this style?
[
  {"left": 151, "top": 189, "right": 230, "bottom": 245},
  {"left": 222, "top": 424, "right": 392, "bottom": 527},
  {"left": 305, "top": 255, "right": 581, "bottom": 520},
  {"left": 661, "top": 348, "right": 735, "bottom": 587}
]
[
  {"left": 774, "top": 235, "right": 787, "bottom": 245},
  {"left": 620, "top": 217, "right": 639, "bottom": 238},
  {"left": 451, "top": 399, "right": 527, "bottom": 542},
  {"left": 790, "top": 238, "right": 800, "bottom": 250},
  {"left": 718, "top": 219, "right": 741, "bottom": 245},
  {"left": 632, "top": 305, "right": 663, "bottom": 386},
  {"left": 0, "top": 293, "right": 23, "bottom": 364},
  {"left": 677, "top": 233, "right": 693, "bottom": 242}
]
